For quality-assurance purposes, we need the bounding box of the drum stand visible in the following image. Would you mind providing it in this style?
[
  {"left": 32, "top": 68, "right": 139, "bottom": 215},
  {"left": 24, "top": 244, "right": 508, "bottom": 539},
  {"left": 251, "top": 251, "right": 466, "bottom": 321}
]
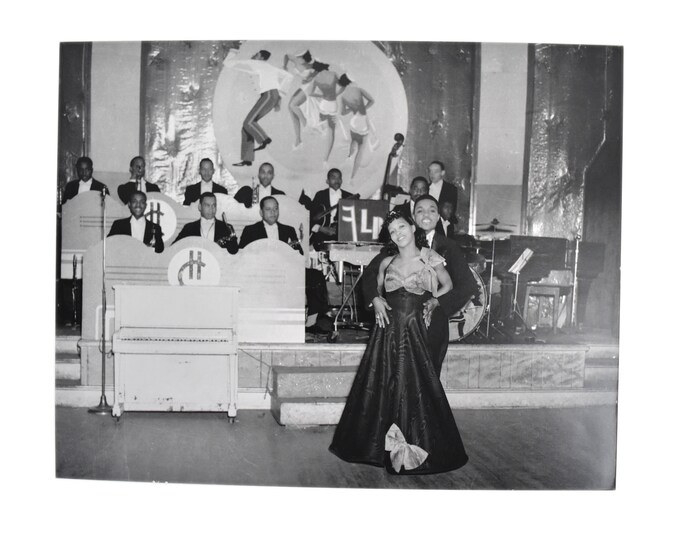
[{"left": 328, "top": 262, "right": 369, "bottom": 343}]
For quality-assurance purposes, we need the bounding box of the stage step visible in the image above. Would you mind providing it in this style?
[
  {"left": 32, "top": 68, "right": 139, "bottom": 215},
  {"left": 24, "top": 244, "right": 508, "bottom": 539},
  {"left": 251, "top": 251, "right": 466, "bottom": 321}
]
[
  {"left": 584, "top": 345, "right": 619, "bottom": 390},
  {"left": 273, "top": 366, "right": 356, "bottom": 399},
  {"left": 55, "top": 335, "right": 80, "bottom": 354},
  {"left": 56, "top": 352, "right": 80, "bottom": 381}
]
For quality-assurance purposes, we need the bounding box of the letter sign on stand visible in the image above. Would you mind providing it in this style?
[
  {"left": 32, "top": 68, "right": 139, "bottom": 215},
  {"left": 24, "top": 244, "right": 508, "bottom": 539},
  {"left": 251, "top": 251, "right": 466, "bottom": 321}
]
[{"left": 338, "top": 200, "right": 389, "bottom": 242}]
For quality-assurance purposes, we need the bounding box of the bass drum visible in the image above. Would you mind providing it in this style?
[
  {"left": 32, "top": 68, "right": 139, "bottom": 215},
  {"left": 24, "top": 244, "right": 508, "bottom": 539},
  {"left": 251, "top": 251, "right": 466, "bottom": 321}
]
[{"left": 448, "top": 268, "right": 487, "bottom": 342}]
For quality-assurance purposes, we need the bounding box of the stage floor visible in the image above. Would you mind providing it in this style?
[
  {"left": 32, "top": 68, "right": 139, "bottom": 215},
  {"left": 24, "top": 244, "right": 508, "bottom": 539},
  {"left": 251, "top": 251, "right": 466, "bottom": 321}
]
[{"left": 56, "top": 404, "right": 616, "bottom": 489}]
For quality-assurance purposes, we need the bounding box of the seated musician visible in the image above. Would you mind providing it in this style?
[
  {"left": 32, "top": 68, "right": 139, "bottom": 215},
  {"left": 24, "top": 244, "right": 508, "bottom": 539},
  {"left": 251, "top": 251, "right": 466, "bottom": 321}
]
[
  {"left": 427, "top": 160, "right": 457, "bottom": 214},
  {"left": 309, "top": 168, "right": 356, "bottom": 249},
  {"left": 233, "top": 162, "right": 286, "bottom": 208},
  {"left": 361, "top": 196, "right": 478, "bottom": 375},
  {"left": 117, "top": 156, "right": 161, "bottom": 204},
  {"left": 435, "top": 199, "right": 457, "bottom": 239},
  {"left": 63, "top": 157, "right": 109, "bottom": 202},
  {"left": 173, "top": 192, "right": 239, "bottom": 253},
  {"left": 107, "top": 191, "right": 164, "bottom": 253},
  {"left": 239, "top": 196, "right": 303, "bottom": 255},
  {"left": 182, "top": 158, "right": 229, "bottom": 206},
  {"left": 393, "top": 176, "right": 429, "bottom": 219}
]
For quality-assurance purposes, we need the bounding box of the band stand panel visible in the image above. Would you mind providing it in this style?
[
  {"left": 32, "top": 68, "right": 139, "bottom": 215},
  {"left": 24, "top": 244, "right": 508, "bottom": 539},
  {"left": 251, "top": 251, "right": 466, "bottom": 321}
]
[{"left": 111, "top": 285, "right": 239, "bottom": 418}]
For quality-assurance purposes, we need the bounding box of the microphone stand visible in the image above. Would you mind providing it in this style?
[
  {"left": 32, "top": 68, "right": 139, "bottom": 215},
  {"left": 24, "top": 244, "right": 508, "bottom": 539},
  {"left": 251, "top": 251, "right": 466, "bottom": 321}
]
[{"left": 89, "top": 187, "right": 112, "bottom": 415}]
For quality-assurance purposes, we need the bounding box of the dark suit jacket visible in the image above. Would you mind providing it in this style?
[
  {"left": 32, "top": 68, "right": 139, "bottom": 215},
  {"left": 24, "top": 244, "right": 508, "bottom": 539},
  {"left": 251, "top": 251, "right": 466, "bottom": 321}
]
[
  {"left": 310, "top": 188, "right": 355, "bottom": 228},
  {"left": 234, "top": 185, "right": 286, "bottom": 208},
  {"left": 63, "top": 179, "right": 109, "bottom": 202},
  {"left": 435, "top": 218, "right": 455, "bottom": 239},
  {"left": 434, "top": 181, "right": 458, "bottom": 217},
  {"left": 361, "top": 232, "right": 478, "bottom": 318},
  {"left": 117, "top": 180, "right": 161, "bottom": 204},
  {"left": 172, "top": 219, "right": 239, "bottom": 254},
  {"left": 239, "top": 221, "right": 303, "bottom": 255},
  {"left": 182, "top": 182, "right": 230, "bottom": 206},
  {"left": 107, "top": 217, "right": 164, "bottom": 253}
]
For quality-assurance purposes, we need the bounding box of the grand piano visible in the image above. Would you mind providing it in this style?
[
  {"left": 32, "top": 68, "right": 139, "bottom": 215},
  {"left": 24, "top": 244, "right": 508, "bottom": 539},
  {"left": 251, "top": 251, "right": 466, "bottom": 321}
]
[{"left": 478, "top": 235, "right": 605, "bottom": 327}]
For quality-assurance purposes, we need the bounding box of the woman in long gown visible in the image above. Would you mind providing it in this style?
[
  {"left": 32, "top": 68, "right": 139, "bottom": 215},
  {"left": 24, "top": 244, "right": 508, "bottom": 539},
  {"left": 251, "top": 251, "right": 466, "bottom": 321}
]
[{"left": 329, "top": 211, "right": 468, "bottom": 475}]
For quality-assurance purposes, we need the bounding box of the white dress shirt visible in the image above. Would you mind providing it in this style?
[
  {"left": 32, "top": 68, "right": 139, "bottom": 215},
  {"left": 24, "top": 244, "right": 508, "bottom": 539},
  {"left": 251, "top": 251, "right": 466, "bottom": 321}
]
[
  {"left": 129, "top": 179, "right": 146, "bottom": 193},
  {"left": 200, "top": 180, "right": 214, "bottom": 194},
  {"left": 200, "top": 217, "right": 216, "bottom": 241},
  {"left": 429, "top": 180, "right": 443, "bottom": 202},
  {"left": 329, "top": 188, "right": 342, "bottom": 221},
  {"left": 264, "top": 221, "right": 279, "bottom": 239},
  {"left": 77, "top": 179, "right": 93, "bottom": 194},
  {"left": 130, "top": 216, "right": 146, "bottom": 242},
  {"left": 259, "top": 184, "right": 272, "bottom": 199},
  {"left": 426, "top": 229, "right": 436, "bottom": 248}
]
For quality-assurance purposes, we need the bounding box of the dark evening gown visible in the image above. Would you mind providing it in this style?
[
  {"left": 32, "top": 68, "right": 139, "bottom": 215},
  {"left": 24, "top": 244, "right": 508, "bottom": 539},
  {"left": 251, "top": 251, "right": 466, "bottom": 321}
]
[{"left": 329, "top": 249, "right": 468, "bottom": 475}]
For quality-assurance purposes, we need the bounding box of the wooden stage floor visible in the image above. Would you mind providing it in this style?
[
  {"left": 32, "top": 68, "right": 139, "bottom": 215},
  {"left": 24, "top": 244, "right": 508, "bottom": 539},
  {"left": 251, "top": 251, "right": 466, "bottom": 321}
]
[{"left": 56, "top": 404, "right": 617, "bottom": 489}]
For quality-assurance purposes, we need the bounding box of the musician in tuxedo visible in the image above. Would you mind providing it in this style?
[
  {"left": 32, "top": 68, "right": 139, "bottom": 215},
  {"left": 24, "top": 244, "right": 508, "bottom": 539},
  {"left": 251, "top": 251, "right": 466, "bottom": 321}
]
[
  {"left": 233, "top": 162, "right": 286, "bottom": 208},
  {"left": 117, "top": 156, "right": 161, "bottom": 204},
  {"left": 173, "top": 192, "right": 239, "bottom": 254},
  {"left": 309, "top": 168, "right": 356, "bottom": 248},
  {"left": 239, "top": 196, "right": 303, "bottom": 255},
  {"left": 63, "top": 157, "right": 109, "bottom": 202},
  {"left": 362, "top": 195, "right": 478, "bottom": 375},
  {"left": 393, "top": 176, "right": 429, "bottom": 219},
  {"left": 182, "top": 158, "right": 229, "bottom": 206},
  {"left": 427, "top": 160, "right": 457, "bottom": 217},
  {"left": 435, "top": 199, "right": 456, "bottom": 239},
  {"left": 107, "top": 191, "right": 164, "bottom": 253}
]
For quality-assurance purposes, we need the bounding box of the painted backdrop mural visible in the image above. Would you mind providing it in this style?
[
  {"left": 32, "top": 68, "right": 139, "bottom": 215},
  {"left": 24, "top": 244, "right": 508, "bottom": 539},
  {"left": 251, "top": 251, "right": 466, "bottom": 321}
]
[{"left": 213, "top": 41, "right": 408, "bottom": 199}]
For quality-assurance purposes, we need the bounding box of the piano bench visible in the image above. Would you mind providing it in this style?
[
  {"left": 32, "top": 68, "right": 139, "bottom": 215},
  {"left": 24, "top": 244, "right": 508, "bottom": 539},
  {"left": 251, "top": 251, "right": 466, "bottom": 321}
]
[{"left": 523, "top": 283, "right": 572, "bottom": 332}]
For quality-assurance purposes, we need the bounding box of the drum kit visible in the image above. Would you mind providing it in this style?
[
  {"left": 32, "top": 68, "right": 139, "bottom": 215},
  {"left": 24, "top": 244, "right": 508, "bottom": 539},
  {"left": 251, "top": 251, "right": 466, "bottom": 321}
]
[{"left": 447, "top": 218, "right": 516, "bottom": 342}]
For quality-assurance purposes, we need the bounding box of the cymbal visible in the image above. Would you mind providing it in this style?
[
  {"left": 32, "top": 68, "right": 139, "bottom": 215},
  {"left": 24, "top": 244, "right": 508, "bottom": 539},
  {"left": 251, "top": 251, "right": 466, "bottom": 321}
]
[
  {"left": 476, "top": 218, "right": 517, "bottom": 227},
  {"left": 477, "top": 225, "right": 514, "bottom": 233}
]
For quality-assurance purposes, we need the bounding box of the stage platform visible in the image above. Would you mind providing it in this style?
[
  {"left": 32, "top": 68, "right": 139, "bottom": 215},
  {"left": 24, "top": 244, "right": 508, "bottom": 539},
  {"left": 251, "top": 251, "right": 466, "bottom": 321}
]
[{"left": 55, "top": 324, "right": 618, "bottom": 423}]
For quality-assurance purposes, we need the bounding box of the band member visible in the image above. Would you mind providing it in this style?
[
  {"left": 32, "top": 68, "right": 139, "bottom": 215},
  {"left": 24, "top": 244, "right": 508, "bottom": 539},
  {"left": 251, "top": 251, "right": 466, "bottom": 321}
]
[
  {"left": 174, "top": 192, "right": 239, "bottom": 254},
  {"left": 239, "top": 196, "right": 303, "bottom": 255},
  {"left": 435, "top": 199, "right": 457, "bottom": 238},
  {"left": 427, "top": 160, "right": 457, "bottom": 216},
  {"left": 107, "top": 191, "right": 164, "bottom": 253},
  {"left": 309, "top": 168, "right": 356, "bottom": 248},
  {"left": 224, "top": 50, "right": 294, "bottom": 167},
  {"left": 63, "top": 157, "right": 109, "bottom": 202},
  {"left": 362, "top": 196, "right": 478, "bottom": 375},
  {"left": 117, "top": 156, "right": 161, "bottom": 204},
  {"left": 233, "top": 162, "right": 286, "bottom": 208},
  {"left": 338, "top": 73, "right": 376, "bottom": 178},
  {"left": 182, "top": 158, "right": 229, "bottom": 206},
  {"left": 393, "top": 176, "right": 429, "bottom": 219}
]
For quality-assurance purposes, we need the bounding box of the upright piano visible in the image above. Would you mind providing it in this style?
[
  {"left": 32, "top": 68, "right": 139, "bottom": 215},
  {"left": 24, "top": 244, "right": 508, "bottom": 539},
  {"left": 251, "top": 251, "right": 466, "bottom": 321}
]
[{"left": 111, "top": 285, "right": 239, "bottom": 419}]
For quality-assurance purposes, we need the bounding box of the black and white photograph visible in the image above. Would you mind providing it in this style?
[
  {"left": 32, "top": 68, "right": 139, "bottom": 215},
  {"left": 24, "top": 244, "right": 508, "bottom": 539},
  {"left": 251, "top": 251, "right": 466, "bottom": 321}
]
[{"left": 4, "top": 2, "right": 678, "bottom": 538}]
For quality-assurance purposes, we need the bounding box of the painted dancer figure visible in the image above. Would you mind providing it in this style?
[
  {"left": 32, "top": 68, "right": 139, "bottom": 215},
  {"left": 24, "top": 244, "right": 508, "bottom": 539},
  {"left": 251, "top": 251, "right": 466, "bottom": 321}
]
[
  {"left": 283, "top": 50, "right": 319, "bottom": 149},
  {"left": 338, "top": 73, "right": 377, "bottom": 178},
  {"left": 308, "top": 63, "right": 345, "bottom": 163},
  {"left": 225, "top": 50, "right": 294, "bottom": 167},
  {"left": 330, "top": 210, "right": 468, "bottom": 475}
]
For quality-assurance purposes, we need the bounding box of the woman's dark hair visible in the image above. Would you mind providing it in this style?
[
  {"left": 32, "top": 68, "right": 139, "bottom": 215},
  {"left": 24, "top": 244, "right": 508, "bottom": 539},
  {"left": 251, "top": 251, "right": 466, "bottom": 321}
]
[{"left": 382, "top": 209, "right": 429, "bottom": 255}]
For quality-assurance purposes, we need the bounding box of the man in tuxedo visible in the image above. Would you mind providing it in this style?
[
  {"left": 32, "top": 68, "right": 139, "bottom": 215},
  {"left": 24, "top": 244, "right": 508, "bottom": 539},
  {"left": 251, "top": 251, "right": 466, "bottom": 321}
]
[
  {"left": 117, "top": 156, "right": 161, "bottom": 204},
  {"left": 107, "top": 191, "right": 164, "bottom": 253},
  {"left": 427, "top": 160, "right": 458, "bottom": 217},
  {"left": 393, "top": 176, "right": 429, "bottom": 219},
  {"left": 362, "top": 195, "right": 478, "bottom": 375},
  {"left": 309, "top": 168, "right": 355, "bottom": 247},
  {"left": 435, "top": 199, "right": 456, "bottom": 239},
  {"left": 182, "top": 158, "right": 229, "bottom": 206},
  {"left": 239, "top": 196, "right": 303, "bottom": 255},
  {"left": 63, "top": 157, "right": 109, "bottom": 202},
  {"left": 233, "top": 162, "right": 286, "bottom": 208},
  {"left": 173, "top": 192, "right": 239, "bottom": 254}
]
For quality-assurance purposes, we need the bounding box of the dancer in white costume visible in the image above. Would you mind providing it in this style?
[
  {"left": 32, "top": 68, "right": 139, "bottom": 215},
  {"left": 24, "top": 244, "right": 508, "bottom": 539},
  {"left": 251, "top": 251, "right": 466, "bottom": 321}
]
[
  {"left": 338, "top": 73, "right": 378, "bottom": 178},
  {"left": 283, "top": 50, "right": 322, "bottom": 148}
]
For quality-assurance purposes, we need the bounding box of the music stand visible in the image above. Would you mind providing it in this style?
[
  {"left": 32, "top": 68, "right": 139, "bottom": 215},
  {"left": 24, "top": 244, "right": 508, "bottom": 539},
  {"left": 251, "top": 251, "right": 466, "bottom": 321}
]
[{"left": 507, "top": 248, "right": 538, "bottom": 339}]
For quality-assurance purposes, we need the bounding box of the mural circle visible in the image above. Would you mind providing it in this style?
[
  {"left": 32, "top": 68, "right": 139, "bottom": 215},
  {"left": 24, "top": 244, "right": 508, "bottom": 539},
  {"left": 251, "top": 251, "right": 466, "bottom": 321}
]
[
  {"left": 213, "top": 41, "right": 408, "bottom": 199},
  {"left": 145, "top": 197, "right": 177, "bottom": 240}
]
